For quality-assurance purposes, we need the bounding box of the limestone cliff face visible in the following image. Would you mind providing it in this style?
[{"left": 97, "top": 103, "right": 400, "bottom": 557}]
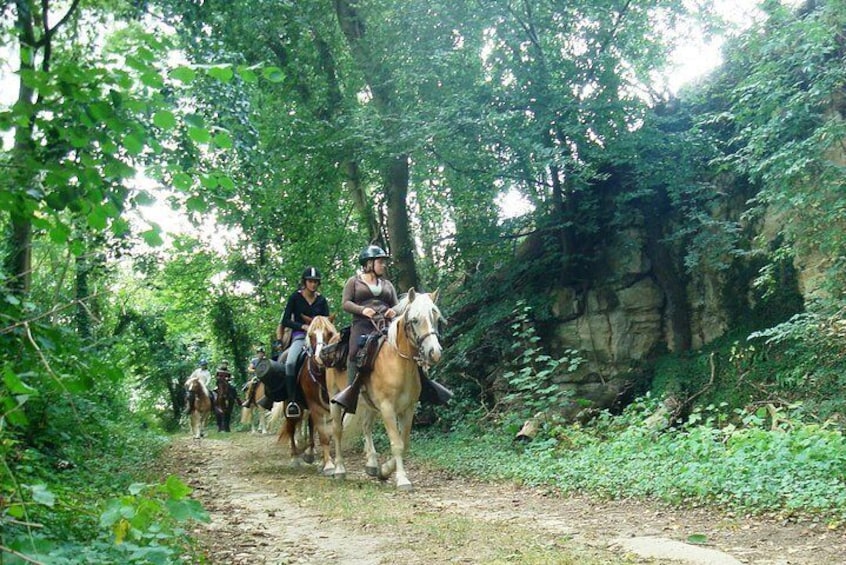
[{"left": 538, "top": 190, "right": 775, "bottom": 415}]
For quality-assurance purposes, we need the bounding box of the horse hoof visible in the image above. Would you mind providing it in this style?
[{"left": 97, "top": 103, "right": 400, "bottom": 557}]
[
  {"left": 333, "top": 471, "right": 346, "bottom": 480},
  {"left": 365, "top": 465, "right": 379, "bottom": 477},
  {"left": 397, "top": 483, "right": 414, "bottom": 492},
  {"left": 303, "top": 454, "right": 315, "bottom": 465}
]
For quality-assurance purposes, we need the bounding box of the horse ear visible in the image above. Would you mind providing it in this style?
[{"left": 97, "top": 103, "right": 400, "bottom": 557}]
[
  {"left": 407, "top": 287, "right": 416, "bottom": 302},
  {"left": 430, "top": 288, "right": 439, "bottom": 303}
]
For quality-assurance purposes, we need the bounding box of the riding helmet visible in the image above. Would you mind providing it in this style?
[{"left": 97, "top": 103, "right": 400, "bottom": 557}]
[
  {"left": 301, "top": 266, "right": 322, "bottom": 281},
  {"left": 199, "top": 359, "right": 208, "bottom": 368},
  {"left": 358, "top": 245, "right": 389, "bottom": 265}
]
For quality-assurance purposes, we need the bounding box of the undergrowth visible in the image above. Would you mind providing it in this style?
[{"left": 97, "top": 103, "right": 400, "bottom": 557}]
[
  {"left": 414, "top": 397, "right": 846, "bottom": 527},
  {"left": 1, "top": 394, "right": 209, "bottom": 564},
  {"left": 1, "top": 322, "right": 209, "bottom": 564}
]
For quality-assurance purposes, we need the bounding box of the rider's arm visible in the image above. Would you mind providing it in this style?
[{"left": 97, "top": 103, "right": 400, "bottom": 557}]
[
  {"left": 280, "top": 292, "right": 302, "bottom": 331},
  {"left": 342, "top": 276, "right": 365, "bottom": 316}
]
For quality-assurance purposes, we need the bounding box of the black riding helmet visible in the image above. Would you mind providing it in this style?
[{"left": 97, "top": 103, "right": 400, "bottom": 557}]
[
  {"left": 358, "top": 245, "right": 389, "bottom": 265},
  {"left": 301, "top": 266, "right": 322, "bottom": 284}
]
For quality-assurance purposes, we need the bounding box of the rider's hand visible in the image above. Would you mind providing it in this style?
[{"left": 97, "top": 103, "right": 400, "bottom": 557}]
[
  {"left": 385, "top": 308, "right": 396, "bottom": 319},
  {"left": 362, "top": 307, "right": 376, "bottom": 318}
]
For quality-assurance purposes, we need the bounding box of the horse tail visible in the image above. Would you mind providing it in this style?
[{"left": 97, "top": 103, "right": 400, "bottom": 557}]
[
  {"left": 341, "top": 411, "right": 363, "bottom": 451},
  {"left": 240, "top": 404, "right": 252, "bottom": 424},
  {"left": 268, "top": 402, "right": 284, "bottom": 425},
  {"left": 276, "top": 414, "right": 298, "bottom": 444}
]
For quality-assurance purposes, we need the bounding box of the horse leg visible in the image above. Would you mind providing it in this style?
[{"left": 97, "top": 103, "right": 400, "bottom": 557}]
[
  {"left": 312, "top": 407, "right": 335, "bottom": 476},
  {"left": 301, "top": 414, "right": 316, "bottom": 465},
  {"left": 377, "top": 404, "right": 414, "bottom": 491},
  {"left": 286, "top": 417, "right": 305, "bottom": 467},
  {"left": 361, "top": 408, "right": 380, "bottom": 478},
  {"left": 189, "top": 412, "right": 198, "bottom": 439},
  {"left": 330, "top": 403, "right": 347, "bottom": 479},
  {"left": 259, "top": 408, "right": 268, "bottom": 434},
  {"left": 241, "top": 405, "right": 253, "bottom": 432}
]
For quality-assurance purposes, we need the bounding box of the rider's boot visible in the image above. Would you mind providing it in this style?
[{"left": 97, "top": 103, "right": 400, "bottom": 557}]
[
  {"left": 331, "top": 363, "right": 361, "bottom": 414},
  {"left": 284, "top": 369, "right": 301, "bottom": 418},
  {"left": 419, "top": 370, "right": 454, "bottom": 405}
]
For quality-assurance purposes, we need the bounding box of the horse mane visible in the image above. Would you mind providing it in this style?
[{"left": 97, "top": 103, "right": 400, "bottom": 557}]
[{"left": 308, "top": 315, "right": 338, "bottom": 336}]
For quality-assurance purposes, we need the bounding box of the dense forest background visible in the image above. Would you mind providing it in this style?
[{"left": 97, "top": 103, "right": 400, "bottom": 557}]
[{"left": 3, "top": 0, "right": 846, "bottom": 562}]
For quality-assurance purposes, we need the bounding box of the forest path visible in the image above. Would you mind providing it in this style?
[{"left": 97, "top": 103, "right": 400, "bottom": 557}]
[{"left": 162, "top": 432, "right": 845, "bottom": 564}]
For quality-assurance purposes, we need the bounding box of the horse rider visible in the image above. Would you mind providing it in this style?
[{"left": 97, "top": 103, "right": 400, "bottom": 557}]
[
  {"left": 248, "top": 347, "right": 266, "bottom": 375},
  {"left": 331, "top": 245, "right": 398, "bottom": 413},
  {"left": 278, "top": 266, "right": 330, "bottom": 419},
  {"left": 215, "top": 360, "right": 234, "bottom": 390},
  {"left": 331, "top": 244, "right": 453, "bottom": 413},
  {"left": 185, "top": 359, "right": 211, "bottom": 413},
  {"left": 214, "top": 360, "right": 239, "bottom": 431}
]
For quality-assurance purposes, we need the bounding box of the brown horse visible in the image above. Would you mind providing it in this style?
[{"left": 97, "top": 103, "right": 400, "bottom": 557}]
[
  {"left": 185, "top": 376, "right": 213, "bottom": 440},
  {"left": 213, "top": 376, "right": 238, "bottom": 432},
  {"left": 332, "top": 289, "right": 444, "bottom": 490},
  {"left": 279, "top": 315, "right": 345, "bottom": 474}
]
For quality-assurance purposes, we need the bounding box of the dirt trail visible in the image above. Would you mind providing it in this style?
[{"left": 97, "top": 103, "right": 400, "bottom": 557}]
[{"left": 162, "top": 432, "right": 846, "bottom": 564}]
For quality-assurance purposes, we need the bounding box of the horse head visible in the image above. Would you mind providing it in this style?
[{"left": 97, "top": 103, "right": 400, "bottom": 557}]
[
  {"left": 393, "top": 288, "right": 444, "bottom": 366},
  {"left": 307, "top": 314, "right": 338, "bottom": 366}
]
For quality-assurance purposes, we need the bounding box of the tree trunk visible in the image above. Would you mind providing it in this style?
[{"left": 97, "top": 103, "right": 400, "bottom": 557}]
[
  {"left": 5, "top": 0, "right": 80, "bottom": 296},
  {"left": 334, "top": 0, "right": 420, "bottom": 291},
  {"left": 75, "top": 251, "right": 91, "bottom": 339},
  {"left": 384, "top": 155, "right": 419, "bottom": 292},
  {"left": 341, "top": 159, "right": 381, "bottom": 245},
  {"left": 5, "top": 0, "right": 38, "bottom": 296}
]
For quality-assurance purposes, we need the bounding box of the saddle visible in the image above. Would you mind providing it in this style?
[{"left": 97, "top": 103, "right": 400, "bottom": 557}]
[
  {"left": 319, "top": 326, "right": 351, "bottom": 369},
  {"left": 355, "top": 331, "right": 385, "bottom": 374}
]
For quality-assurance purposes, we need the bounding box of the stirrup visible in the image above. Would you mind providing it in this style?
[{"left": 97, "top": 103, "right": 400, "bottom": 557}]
[{"left": 285, "top": 401, "right": 302, "bottom": 418}]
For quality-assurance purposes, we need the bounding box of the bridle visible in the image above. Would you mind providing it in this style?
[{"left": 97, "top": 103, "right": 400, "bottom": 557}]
[{"left": 398, "top": 310, "right": 440, "bottom": 366}]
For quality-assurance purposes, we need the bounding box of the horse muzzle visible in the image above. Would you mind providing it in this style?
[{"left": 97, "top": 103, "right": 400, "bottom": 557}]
[{"left": 421, "top": 336, "right": 442, "bottom": 365}]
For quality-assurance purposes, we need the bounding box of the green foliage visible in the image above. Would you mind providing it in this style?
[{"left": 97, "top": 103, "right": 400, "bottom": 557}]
[
  {"left": 700, "top": 0, "right": 846, "bottom": 294},
  {"left": 416, "top": 398, "right": 846, "bottom": 525},
  {"left": 649, "top": 306, "right": 846, "bottom": 424},
  {"left": 0, "top": 318, "right": 206, "bottom": 563},
  {"left": 3, "top": 475, "right": 208, "bottom": 564},
  {"left": 501, "top": 301, "right": 583, "bottom": 419}
]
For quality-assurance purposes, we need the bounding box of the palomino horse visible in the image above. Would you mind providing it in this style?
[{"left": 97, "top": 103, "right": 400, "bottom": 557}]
[
  {"left": 241, "top": 379, "right": 277, "bottom": 434},
  {"left": 331, "top": 289, "right": 444, "bottom": 491},
  {"left": 185, "top": 375, "right": 213, "bottom": 440},
  {"left": 278, "top": 315, "right": 339, "bottom": 467}
]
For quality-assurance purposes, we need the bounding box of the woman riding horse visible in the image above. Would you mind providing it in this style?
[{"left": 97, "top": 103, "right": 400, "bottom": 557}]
[
  {"left": 185, "top": 362, "right": 213, "bottom": 439},
  {"left": 330, "top": 289, "right": 448, "bottom": 490},
  {"left": 214, "top": 361, "right": 239, "bottom": 432},
  {"left": 278, "top": 267, "right": 330, "bottom": 419},
  {"left": 331, "top": 245, "right": 398, "bottom": 413}
]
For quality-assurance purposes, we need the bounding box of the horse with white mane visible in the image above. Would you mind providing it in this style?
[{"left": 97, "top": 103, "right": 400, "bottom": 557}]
[
  {"left": 329, "top": 288, "right": 445, "bottom": 491},
  {"left": 185, "top": 374, "right": 213, "bottom": 440}
]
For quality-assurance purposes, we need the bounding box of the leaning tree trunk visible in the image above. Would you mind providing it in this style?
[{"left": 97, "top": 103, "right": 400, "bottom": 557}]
[{"left": 334, "top": 0, "right": 420, "bottom": 291}]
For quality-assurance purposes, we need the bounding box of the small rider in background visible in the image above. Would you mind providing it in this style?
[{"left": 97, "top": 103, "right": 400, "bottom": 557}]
[{"left": 185, "top": 359, "right": 212, "bottom": 413}]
